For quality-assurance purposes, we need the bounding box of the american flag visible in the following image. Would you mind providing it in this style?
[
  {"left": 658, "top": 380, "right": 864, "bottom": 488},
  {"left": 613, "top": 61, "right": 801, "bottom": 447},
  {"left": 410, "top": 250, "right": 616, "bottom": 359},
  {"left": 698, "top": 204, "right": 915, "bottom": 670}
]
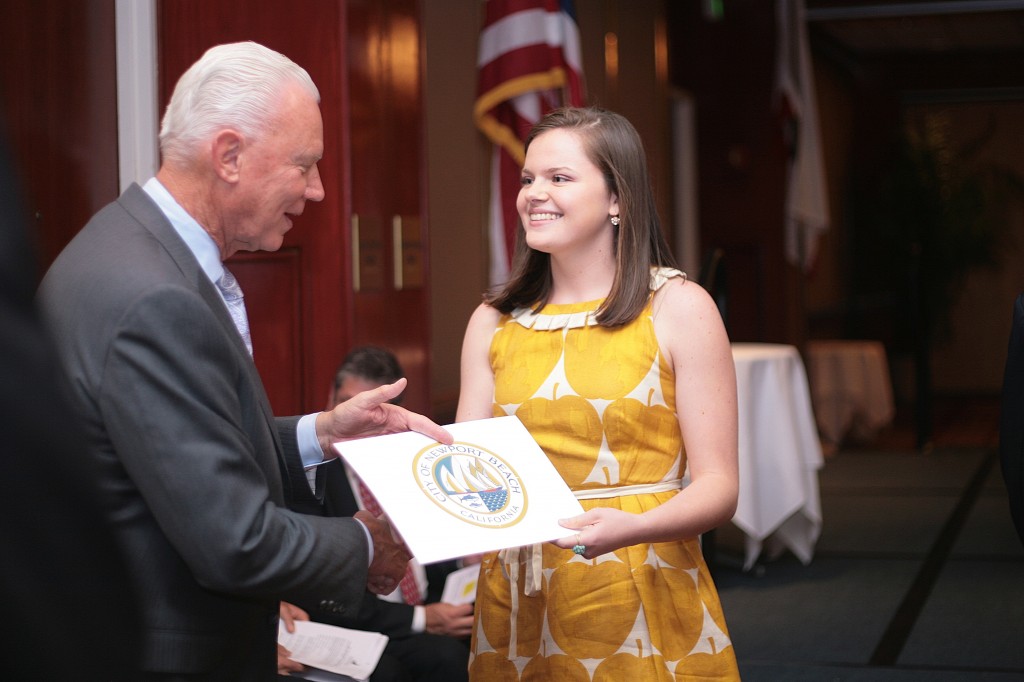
[{"left": 475, "top": 0, "right": 586, "bottom": 285}]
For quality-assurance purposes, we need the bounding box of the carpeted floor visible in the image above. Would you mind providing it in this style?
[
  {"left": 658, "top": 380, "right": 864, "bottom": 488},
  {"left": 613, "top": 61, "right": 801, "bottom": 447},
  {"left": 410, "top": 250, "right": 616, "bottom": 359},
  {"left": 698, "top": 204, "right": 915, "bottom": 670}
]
[{"left": 709, "top": 397, "right": 1024, "bottom": 681}]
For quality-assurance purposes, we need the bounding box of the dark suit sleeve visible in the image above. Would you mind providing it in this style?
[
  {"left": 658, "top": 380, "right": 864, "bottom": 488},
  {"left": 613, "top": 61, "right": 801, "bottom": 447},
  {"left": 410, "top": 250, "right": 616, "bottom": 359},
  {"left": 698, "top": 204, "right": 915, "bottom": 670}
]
[
  {"left": 99, "top": 284, "right": 367, "bottom": 606},
  {"left": 322, "top": 458, "right": 360, "bottom": 517},
  {"left": 1000, "top": 293, "right": 1024, "bottom": 547},
  {"left": 425, "top": 559, "right": 462, "bottom": 605},
  {"left": 275, "top": 414, "right": 328, "bottom": 513},
  {"left": 305, "top": 591, "right": 418, "bottom": 640}
]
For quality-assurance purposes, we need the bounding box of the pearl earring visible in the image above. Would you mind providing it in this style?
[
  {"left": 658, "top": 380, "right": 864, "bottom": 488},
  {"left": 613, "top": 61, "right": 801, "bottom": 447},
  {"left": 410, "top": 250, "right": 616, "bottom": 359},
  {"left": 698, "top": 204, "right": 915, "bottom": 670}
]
[{"left": 610, "top": 216, "right": 620, "bottom": 226}]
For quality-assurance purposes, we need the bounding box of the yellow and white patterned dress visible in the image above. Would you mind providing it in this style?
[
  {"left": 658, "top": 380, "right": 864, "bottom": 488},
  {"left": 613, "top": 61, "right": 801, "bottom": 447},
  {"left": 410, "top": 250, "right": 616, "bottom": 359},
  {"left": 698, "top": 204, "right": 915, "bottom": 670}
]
[{"left": 469, "top": 268, "right": 739, "bottom": 681}]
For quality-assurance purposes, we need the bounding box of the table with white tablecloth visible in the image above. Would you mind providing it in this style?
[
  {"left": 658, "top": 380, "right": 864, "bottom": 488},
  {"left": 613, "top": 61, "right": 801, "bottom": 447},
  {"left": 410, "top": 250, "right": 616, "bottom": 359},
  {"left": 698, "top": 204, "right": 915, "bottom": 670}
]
[
  {"left": 805, "top": 339, "right": 895, "bottom": 449},
  {"left": 729, "top": 343, "right": 824, "bottom": 569}
]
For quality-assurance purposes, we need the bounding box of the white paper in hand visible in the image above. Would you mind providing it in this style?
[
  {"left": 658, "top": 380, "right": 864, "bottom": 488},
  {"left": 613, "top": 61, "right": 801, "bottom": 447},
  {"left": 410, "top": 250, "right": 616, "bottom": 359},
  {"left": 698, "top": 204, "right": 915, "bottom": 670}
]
[
  {"left": 334, "top": 416, "right": 583, "bottom": 564},
  {"left": 277, "top": 620, "right": 386, "bottom": 680}
]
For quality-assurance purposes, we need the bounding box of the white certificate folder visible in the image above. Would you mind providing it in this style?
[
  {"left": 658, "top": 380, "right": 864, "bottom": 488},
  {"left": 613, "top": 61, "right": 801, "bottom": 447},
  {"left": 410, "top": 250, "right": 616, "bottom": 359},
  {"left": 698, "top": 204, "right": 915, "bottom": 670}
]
[{"left": 334, "top": 416, "right": 584, "bottom": 564}]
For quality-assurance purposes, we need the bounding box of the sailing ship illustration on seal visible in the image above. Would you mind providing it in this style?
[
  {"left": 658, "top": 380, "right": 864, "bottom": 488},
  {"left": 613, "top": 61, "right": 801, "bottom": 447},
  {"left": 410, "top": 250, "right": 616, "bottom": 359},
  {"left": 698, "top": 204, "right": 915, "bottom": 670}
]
[{"left": 436, "top": 454, "right": 508, "bottom": 512}]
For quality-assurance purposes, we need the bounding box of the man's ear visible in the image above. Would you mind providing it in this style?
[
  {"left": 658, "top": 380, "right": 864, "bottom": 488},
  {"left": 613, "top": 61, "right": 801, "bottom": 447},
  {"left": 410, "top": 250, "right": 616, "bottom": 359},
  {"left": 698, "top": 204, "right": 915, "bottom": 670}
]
[{"left": 212, "top": 129, "right": 243, "bottom": 183}]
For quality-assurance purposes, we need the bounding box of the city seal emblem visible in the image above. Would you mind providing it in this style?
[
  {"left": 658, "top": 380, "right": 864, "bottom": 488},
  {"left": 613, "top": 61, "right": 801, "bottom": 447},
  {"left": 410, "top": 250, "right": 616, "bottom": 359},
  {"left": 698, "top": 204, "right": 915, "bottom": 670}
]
[{"left": 413, "top": 442, "right": 528, "bottom": 528}]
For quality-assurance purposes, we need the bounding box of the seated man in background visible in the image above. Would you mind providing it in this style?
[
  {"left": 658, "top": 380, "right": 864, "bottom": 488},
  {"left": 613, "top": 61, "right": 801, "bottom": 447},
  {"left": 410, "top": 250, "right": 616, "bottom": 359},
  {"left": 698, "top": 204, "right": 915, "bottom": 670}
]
[{"left": 284, "top": 346, "right": 473, "bottom": 682}]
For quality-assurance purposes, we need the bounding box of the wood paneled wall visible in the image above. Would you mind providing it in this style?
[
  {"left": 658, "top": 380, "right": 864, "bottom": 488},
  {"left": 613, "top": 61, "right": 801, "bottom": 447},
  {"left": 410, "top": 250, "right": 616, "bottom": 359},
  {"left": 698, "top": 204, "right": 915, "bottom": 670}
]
[{"left": 0, "top": 0, "right": 118, "bottom": 278}]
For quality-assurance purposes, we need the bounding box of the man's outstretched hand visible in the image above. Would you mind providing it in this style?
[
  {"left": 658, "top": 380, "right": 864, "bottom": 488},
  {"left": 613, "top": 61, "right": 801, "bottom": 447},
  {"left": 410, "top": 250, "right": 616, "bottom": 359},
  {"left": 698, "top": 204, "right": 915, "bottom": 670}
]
[{"left": 316, "top": 378, "right": 453, "bottom": 458}]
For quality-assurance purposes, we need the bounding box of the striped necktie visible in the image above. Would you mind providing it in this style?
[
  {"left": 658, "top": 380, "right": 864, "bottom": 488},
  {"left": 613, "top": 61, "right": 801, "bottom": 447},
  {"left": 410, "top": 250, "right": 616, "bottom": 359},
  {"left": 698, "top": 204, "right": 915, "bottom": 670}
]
[{"left": 217, "top": 267, "right": 253, "bottom": 357}]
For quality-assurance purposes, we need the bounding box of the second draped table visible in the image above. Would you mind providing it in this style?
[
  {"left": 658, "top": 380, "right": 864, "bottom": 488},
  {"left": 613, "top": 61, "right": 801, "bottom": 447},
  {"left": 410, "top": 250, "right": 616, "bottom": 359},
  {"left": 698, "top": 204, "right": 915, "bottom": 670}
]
[{"left": 805, "top": 339, "right": 895, "bottom": 450}]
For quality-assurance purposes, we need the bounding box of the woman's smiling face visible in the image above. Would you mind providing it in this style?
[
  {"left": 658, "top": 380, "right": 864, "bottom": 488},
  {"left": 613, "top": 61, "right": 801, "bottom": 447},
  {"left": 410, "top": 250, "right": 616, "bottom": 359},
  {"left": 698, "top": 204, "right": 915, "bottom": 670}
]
[{"left": 517, "top": 128, "right": 618, "bottom": 257}]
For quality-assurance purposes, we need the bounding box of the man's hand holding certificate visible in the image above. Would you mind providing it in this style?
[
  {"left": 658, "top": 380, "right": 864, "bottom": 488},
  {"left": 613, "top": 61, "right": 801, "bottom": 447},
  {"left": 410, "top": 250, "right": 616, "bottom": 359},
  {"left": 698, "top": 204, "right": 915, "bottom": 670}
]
[{"left": 334, "top": 416, "right": 583, "bottom": 564}]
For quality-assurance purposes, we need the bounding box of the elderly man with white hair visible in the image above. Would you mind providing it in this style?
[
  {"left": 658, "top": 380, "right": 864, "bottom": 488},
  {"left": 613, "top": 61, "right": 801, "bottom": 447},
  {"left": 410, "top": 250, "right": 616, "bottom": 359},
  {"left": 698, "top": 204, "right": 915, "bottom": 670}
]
[{"left": 38, "top": 41, "right": 450, "bottom": 681}]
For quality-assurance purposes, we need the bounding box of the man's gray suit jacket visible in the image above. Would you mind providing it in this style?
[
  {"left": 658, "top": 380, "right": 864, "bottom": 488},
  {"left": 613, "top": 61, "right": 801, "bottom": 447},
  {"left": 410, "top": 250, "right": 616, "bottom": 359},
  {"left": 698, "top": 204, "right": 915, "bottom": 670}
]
[{"left": 38, "top": 184, "right": 367, "bottom": 678}]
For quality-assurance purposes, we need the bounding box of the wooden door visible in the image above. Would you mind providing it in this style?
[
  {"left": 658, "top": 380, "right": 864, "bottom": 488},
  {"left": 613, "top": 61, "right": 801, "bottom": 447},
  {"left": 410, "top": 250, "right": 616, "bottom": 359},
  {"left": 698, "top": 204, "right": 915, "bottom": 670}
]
[
  {"left": 345, "top": 0, "right": 431, "bottom": 415},
  {"left": 0, "top": 0, "right": 118, "bottom": 276},
  {"left": 159, "top": 0, "right": 430, "bottom": 417}
]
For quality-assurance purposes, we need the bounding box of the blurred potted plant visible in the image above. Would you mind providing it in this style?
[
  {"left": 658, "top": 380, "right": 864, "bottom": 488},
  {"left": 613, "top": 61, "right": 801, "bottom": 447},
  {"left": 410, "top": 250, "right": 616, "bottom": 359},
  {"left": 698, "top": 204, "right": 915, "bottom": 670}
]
[{"left": 853, "top": 113, "right": 1023, "bottom": 449}]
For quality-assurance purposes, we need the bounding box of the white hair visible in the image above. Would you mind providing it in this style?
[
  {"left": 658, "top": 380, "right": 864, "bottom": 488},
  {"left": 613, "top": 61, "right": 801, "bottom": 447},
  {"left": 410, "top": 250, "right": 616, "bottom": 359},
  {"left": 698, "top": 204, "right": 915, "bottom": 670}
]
[{"left": 158, "top": 41, "right": 320, "bottom": 166}]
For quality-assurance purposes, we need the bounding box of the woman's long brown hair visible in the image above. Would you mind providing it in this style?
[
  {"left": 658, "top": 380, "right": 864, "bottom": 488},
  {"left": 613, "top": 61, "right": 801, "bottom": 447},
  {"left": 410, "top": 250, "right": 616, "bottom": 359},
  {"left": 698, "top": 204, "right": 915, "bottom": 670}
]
[{"left": 485, "top": 107, "right": 677, "bottom": 327}]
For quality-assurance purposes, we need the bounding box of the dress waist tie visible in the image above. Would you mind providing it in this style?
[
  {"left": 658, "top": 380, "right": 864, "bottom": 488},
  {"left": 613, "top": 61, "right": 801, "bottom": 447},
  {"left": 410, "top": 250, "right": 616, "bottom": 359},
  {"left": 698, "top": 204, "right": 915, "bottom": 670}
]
[{"left": 498, "top": 478, "right": 684, "bottom": 598}]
